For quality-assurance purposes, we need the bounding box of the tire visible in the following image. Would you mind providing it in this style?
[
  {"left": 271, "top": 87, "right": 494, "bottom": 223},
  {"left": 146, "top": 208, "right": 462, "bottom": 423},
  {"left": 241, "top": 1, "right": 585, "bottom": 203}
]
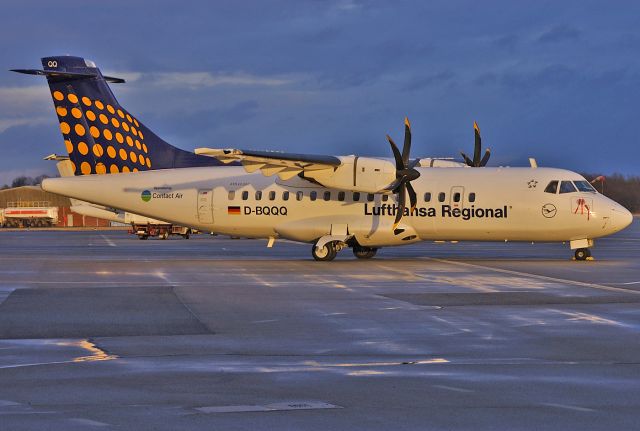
[
  {"left": 312, "top": 241, "right": 337, "bottom": 261},
  {"left": 183, "top": 234, "right": 190, "bottom": 239},
  {"left": 353, "top": 246, "right": 378, "bottom": 259},
  {"left": 574, "top": 248, "right": 590, "bottom": 261},
  {"left": 139, "top": 235, "right": 148, "bottom": 240}
]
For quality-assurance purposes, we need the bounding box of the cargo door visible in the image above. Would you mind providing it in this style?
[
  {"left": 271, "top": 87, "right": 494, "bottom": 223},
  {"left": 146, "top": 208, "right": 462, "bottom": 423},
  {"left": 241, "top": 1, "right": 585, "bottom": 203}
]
[{"left": 197, "top": 190, "right": 214, "bottom": 224}]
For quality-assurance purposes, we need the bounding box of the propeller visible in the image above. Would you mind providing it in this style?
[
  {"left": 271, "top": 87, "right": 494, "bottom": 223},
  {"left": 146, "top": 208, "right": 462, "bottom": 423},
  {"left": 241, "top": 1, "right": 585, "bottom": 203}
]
[
  {"left": 385, "top": 117, "right": 421, "bottom": 232},
  {"left": 461, "top": 121, "right": 491, "bottom": 167}
]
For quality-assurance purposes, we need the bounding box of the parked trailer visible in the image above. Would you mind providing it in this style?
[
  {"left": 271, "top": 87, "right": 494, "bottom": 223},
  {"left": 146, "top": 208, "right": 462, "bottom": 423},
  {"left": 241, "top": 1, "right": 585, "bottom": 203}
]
[
  {"left": 129, "top": 223, "right": 192, "bottom": 240},
  {"left": 2, "top": 201, "right": 58, "bottom": 228}
]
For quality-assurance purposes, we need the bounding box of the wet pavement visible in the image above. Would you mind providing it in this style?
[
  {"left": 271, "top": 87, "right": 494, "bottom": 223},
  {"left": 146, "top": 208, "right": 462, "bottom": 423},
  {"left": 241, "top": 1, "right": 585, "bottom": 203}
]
[{"left": 0, "top": 221, "right": 639, "bottom": 430}]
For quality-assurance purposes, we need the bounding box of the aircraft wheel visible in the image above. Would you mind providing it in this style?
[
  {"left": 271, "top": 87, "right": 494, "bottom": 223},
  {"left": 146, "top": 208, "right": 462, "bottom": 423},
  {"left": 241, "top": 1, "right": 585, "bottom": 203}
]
[
  {"left": 312, "top": 241, "right": 337, "bottom": 261},
  {"left": 574, "top": 248, "right": 591, "bottom": 261},
  {"left": 353, "top": 246, "right": 378, "bottom": 259}
]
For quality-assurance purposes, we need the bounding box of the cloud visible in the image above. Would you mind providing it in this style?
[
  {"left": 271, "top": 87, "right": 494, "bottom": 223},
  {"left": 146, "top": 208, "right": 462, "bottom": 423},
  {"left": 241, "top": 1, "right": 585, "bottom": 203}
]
[
  {"left": 145, "top": 72, "right": 295, "bottom": 89},
  {"left": 537, "top": 25, "right": 580, "bottom": 44},
  {"left": 402, "top": 70, "right": 456, "bottom": 91},
  {"left": 0, "top": 117, "right": 50, "bottom": 133},
  {"left": 0, "top": 85, "right": 50, "bottom": 110}
]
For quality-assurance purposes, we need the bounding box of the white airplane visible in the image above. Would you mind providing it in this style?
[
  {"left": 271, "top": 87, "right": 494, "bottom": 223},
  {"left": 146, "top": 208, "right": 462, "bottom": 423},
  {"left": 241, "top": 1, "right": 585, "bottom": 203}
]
[{"left": 16, "top": 56, "right": 633, "bottom": 260}]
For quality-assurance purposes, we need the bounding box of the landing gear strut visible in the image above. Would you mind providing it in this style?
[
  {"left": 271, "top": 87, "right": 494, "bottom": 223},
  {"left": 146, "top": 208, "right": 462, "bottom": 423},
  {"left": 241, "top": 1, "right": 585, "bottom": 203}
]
[
  {"left": 312, "top": 241, "right": 338, "bottom": 261},
  {"left": 574, "top": 248, "right": 592, "bottom": 261},
  {"left": 353, "top": 245, "right": 378, "bottom": 259}
]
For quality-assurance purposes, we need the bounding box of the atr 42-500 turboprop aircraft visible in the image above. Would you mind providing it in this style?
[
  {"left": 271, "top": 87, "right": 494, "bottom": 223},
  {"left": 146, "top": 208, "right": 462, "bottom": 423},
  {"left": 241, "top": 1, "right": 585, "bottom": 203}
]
[{"left": 15, "top": 56, "right": 633, "bottom": 261}]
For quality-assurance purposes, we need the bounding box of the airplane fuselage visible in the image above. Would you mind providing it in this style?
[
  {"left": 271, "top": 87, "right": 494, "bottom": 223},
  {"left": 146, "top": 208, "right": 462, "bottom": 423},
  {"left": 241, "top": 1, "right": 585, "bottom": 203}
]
[{"left": 42, "top": 166, "right": 632, "bottom": 249}]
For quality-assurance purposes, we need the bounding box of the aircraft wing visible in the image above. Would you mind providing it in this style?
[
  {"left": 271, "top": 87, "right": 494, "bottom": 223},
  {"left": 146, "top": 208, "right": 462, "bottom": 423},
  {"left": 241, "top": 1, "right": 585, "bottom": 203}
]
[{"left": 194, "top": 148, "right": 342, "bottom": 180}]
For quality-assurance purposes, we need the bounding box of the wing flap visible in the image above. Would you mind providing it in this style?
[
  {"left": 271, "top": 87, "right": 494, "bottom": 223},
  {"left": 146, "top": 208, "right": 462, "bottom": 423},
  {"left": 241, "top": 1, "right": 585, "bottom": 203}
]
[{"left": 194, "top": 147, "right": 341, "bottom": 179}]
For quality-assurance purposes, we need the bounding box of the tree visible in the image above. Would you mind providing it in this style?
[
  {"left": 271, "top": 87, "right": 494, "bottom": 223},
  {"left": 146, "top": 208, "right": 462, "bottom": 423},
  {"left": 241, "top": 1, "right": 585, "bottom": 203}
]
[{"left": 11, "top": 176, "right": 34, "bottom": 188}]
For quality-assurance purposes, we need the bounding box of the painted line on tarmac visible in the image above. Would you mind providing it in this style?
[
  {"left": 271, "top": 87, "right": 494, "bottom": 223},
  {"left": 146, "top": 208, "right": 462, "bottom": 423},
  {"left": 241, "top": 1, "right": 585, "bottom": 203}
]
[
  {"left": 100, "top": 235, "right": 116, "bottom": 247},
  {"left": 542, "top": 403, "right": 596, "bottom": 412},
  {"left": 426, "top": 258, "right": 640, "bottom": 296}
]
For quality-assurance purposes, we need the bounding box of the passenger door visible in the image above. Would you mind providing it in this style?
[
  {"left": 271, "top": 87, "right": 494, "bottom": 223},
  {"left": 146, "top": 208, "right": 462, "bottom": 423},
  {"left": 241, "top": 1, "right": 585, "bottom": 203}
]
[{"left": 197, "top": 190, "right": 214, "bottom": 224}]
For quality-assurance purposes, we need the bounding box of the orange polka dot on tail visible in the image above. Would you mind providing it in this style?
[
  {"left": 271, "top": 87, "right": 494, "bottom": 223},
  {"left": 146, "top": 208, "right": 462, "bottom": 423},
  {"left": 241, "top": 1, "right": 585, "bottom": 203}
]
[
  {"left": 80, "top": 161, "right": 91, "bottom": 175},
  {"left": 78, "top": 142, "right": 89, "bottom": 155}
]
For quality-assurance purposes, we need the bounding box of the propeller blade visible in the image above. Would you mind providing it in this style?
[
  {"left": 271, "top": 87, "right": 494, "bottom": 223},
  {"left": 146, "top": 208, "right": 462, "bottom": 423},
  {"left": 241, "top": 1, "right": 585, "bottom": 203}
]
[
  {"left": 393, "top": 183, "right": 406, "bottom": 229},
  {"left": 402, "top": 117, "right": 412, "bottom": 166},
  {"left": 460, "top": 151, "right": 474, "bottom": 167},
  {"left": 479, "top": 148, "right": 491, "bottom": 167},
  {"left": 406, "top": 181, "right": 417, "bottom": 212},
  {"left": 473, "top": 121, "right": 481, "bottom": 165},
  {"left": 386, "top": 134, "right": 404, "bottom": 171}
]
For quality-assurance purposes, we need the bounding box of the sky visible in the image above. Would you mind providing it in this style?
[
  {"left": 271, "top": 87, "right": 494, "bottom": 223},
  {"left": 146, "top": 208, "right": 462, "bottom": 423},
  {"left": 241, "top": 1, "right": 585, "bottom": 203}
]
[{"left": 1, "top": 0, "right": 639, "bottom": 186}]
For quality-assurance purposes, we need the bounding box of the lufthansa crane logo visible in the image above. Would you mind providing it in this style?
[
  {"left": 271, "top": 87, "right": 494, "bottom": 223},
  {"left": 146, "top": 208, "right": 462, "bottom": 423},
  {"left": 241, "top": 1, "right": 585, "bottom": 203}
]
[{"left": 542, "top": 203, "right": 557, "bottom": 218}]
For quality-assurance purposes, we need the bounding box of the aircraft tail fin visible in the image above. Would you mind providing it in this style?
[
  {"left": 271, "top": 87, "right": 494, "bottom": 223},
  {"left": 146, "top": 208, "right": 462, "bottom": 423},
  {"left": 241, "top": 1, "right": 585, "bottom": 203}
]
[{"left": 14, "top": 56, "right": 222, "bottom": 175}]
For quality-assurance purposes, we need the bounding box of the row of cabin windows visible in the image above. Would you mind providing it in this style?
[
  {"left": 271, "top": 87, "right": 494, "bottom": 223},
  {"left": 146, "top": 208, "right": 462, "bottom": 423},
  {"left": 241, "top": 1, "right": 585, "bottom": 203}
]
[
  {"left": 228, "top": 190, "right": 477, "bottom": 203},
  {"left": 423, "top": 192, "right": 476, "bottom": 203}
]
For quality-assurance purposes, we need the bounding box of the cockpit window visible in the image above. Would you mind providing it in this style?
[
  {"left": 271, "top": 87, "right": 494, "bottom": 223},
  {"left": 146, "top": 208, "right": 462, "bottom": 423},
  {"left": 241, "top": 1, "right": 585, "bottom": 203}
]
[
  {"left": 544, "top": 180, "right": 558, "bottom": 194},
  {"left": 573, "top": 180, "right": 596, "bottom": 193},
  {"left": 559, "top": 181, "right": 577, "bottom": 194}
]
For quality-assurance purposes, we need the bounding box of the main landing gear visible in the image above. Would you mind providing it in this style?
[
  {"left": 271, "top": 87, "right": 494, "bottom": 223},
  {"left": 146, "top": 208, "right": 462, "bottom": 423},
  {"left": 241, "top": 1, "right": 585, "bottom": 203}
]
[
  {"left": 312, "top": 241, "right": 339, "bottom": 261},
  {"left": 353, "top": 245, "right": 378, "bottom": 259},
  {"left": 311, "top": 240, "right": 378, "bottom": 261}
]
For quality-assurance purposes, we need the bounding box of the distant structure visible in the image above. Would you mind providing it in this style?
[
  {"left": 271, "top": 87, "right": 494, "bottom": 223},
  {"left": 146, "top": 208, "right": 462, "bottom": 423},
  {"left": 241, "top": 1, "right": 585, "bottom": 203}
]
[{"left": 0, "top": 186, "right": 110, "bottom": 227}]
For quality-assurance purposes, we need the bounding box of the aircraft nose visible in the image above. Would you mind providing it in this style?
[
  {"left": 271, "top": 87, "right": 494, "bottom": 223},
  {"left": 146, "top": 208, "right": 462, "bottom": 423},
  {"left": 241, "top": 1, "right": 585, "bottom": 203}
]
[{"left": 611, "top": 205, "right": 633, "bottom": 232}]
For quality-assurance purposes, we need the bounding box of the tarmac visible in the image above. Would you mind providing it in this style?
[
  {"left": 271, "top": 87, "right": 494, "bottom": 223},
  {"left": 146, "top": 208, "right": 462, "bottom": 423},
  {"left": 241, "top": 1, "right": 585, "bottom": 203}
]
[{"left": 0, "top": 220, "right": 639, "bottom": 430}]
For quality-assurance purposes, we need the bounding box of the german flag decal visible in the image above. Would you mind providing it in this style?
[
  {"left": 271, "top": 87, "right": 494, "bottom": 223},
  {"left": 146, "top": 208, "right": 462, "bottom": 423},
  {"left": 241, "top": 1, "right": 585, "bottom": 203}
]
[{"left": 228, "top": 206, "right": 241, "bottom": 215}]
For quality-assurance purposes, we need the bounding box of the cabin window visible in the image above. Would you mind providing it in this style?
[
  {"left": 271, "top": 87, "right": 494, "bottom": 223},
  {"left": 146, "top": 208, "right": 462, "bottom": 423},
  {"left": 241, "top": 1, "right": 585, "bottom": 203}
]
[
  {"left": 296, "top": 191, "right": 303, "bottom": 201},
  {"left": 228, "top": 190, "right": 235, "bottom": 200},
  {"left": 544, "top": 180, "right": 558, "bottom": 194},
  {"left": 282, "top": 191, "right": 290, "bottom": 201},
  {"left": 242, "top": 191, "right": 248, "bottom": 200},
  {"left": 438, "top": 192, "right": 446, "bottom": 202},
  {"left": 453, "top": 192, "right": 461, "bottom": 203},
  {"left": 573, "top": 180, "right": 596, "bottom": 192},
  {"left": 559, "top": 181, "right": 577, "bottom": 194},
  {"left": 382, "top": 194, "right": 389, "bottom": 202},
  {"left": 367, "top": 193, "right": 375, "bottom": 202},
  {"left": 469, "top": 192, "right": 476, "bottom": 203},
  {"left": 310, "top": 191, "right": 317, "bottom": 201},
  {"left": 338, "top": 191, "right": 345, "bottom": 201},
  {"left": 268, "top": 191, "right": 276, "bottom": 201},
  {"left": 424, "top": 192, "right": 431, "bottom": 202},
  {"left": 323, "top": 191, "right": 331, "bottom": 201},
  {"left": 255, "top": 191, "right": 262, "bottom": 200},
  {"left": 353, "top": 192, "right": 361, "bottom": 201}
]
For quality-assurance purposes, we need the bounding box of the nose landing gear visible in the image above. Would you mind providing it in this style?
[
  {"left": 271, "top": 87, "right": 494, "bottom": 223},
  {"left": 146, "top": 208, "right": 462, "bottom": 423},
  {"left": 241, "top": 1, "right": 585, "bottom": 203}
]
[{"left": 574, "top": 248, "right": 592, "bottom": 261}]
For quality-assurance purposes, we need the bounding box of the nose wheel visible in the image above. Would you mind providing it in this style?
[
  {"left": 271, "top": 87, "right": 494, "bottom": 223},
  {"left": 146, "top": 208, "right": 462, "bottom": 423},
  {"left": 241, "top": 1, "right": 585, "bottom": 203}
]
[{"left": 574, "top": 248, "right": 592, "bottom": 261}]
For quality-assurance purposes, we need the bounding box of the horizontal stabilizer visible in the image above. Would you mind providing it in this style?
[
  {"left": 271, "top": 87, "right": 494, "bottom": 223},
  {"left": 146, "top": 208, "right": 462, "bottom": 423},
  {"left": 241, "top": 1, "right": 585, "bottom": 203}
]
[{"left": 10, "top": 69, "right": 125, "bottom": 83}]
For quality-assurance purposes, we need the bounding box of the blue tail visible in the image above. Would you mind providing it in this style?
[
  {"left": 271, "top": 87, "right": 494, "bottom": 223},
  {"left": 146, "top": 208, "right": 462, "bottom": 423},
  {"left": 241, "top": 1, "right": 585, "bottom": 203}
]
[{"left": 13, "top": 56, "right": 225, "bottom": 175}]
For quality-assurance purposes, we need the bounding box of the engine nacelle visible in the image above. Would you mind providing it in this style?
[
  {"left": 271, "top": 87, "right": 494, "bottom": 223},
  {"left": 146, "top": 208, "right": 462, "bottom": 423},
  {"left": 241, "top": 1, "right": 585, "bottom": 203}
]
[{"left": 302, "top": 156, "right": 397, "bottom": 193}]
